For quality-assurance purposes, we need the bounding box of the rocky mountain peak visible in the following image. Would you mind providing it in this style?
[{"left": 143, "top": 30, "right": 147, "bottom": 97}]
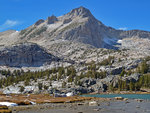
[
  {"left": 68, "top": 6, "right": 94, "bottom": 18},
  {"left": 1, "top": 6, "right": 150, "bottom": 53}
]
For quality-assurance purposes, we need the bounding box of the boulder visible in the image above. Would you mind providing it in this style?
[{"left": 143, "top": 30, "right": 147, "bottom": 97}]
[
  {"left": 110, "top": 67, "right": 123, "bottom": 75},
  {"left": 101, "top": 75, "right": 115, "bottom": 84},
  {"left": 122, "top": 73, "right": 141, "bottom": 83},
  {"left": 114, "top": 97, "right": 124, "bottom": 100},
  {"left": 135, "top": 99, "right": 144, "bottom": 102},
  {"left": 3, "top": 86, "right": 20, "bottom": 94},
  {"left": 80, "top": 78, "right": 96, "bottom": 87},
  {"left": 89, "top": 101, "right": 98, "bottom": 106},
  {"left": 69, "top": 87, "right": 93, "bottom": 94},
  {"left": 24, "top": 86, "right": 39, "bottom": 94},
  {"left": 92, "top": 81, "right": 107, "bottom": 92},
  {"left": 123, "top": 98, "right": 128, "bottom": 101},
  {"left": 126, "top": 59, "right": 141, "bottom": 70}
]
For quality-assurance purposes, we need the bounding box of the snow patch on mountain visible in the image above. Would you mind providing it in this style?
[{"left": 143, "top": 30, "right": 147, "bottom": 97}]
[
  {"left": 103, "top": 37, "right": 121, "bottom": 45},
  {"left": 117, "top": 40, "right": 123, "bottom": 44}
]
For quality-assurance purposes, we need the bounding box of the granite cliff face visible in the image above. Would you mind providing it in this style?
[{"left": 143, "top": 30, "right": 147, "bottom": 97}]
[
  {"left": 17, "top": 7, "right": 150, "bottom": 49},
  {"left": 0, "top": 43, "right": 58, "bottom": 67}
]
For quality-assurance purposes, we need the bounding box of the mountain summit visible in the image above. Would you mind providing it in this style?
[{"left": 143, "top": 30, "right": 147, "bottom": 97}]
[
  {"left": 0, "top": 6, "right": 150, "bottom": 50},
  {"left": 68, "top": 6, "right": 94, "bottom": 18}
]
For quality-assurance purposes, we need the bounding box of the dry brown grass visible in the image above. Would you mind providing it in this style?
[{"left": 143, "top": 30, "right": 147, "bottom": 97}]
[
  {"left": 0, "top": 94, "right": 94, "bottom": 105},
  {"left": 0, "top": 106, "right": 12, "bottom": 113},
  {"left": 0, "top": 106, "right": 8, "bottom": 110},
  {"left": 0, "top": 109, "right": 12, "bottom": 113}
]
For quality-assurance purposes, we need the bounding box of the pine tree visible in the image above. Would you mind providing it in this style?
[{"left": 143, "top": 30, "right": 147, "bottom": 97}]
[
  {"left": 120, "top": 69, "right": 126, "bottom": 77},
  {"left": 141, "top": 61, "right": 149, "bottom": 74},
  {"left": 20, "top": 86, "right": 25, "bottom": 92},
  {"left": 129, "top": 81, "right": 134, "bottom": 91},
  {"left": 108, "top": 83, "right": 114, "bottom": 92}
]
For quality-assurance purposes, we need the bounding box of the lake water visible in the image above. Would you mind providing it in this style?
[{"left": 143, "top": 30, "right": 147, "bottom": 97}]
[{"left": 82, "top": 94, "right": 150, "bottom": 100}]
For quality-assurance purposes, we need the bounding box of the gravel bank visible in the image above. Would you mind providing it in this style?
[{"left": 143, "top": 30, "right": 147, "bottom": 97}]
[{"left": 13, "top": 99, "right": 150, "bottom": 113}]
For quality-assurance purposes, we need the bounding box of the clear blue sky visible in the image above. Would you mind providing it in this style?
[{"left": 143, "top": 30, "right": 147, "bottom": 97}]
[{"left": 0, "top": 0, "right": 150, "bottom": 32}]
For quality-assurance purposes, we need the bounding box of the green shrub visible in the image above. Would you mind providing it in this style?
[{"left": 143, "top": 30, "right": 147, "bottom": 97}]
[{"left": 38, "top": 83, "right": 43, "bottom": 90}]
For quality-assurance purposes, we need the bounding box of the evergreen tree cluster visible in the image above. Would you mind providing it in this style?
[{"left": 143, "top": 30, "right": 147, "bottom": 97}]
[
  {"left": 0, "top": 64, "right": 108, "bottom": 88},
  {"left": 109, "top": 74, "right": 150, "bottom": 92},
  {"left": 0, "top": 56, "right": 149, "bottom": 92}
]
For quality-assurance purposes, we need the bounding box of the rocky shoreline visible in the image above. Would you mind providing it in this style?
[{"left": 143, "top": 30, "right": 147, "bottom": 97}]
[
  {"left": 0, "top": 92, "right": 149, "bottom": 113},
  {"left": 9, "top": 97, "right": 150, "bottom": 113}
]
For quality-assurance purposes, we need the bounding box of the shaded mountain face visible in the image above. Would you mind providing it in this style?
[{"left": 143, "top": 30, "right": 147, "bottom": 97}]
[{"left": 0, "top": 43, "right": 59, "bottom": 67}]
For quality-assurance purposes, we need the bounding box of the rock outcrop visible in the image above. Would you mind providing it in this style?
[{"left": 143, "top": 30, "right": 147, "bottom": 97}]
[
  {"left": 0, "top": 43, "right": 59, "bottom": 67},
  {"left": 47, "top": 15, "right": 58, "bottom": 24},
  {"left": 35, "top": 19, "right": 45, "bottom": 26}
]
